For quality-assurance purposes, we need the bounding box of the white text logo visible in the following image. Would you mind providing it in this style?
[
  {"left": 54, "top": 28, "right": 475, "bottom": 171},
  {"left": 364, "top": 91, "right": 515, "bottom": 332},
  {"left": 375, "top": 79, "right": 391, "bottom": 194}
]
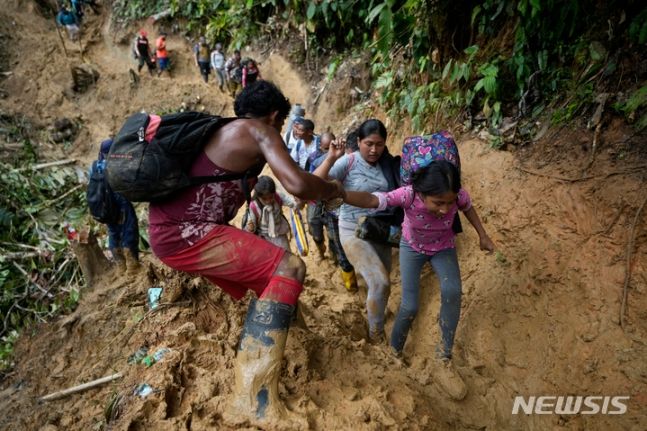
[{"left": 511, "top": 396, "right": 629, "bottom": 415}]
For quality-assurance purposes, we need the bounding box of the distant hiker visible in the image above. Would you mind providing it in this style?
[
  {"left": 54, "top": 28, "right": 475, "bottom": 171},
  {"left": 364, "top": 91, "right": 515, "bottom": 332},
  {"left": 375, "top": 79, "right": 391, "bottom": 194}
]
[
  {"left": 314, "top": 119, "right": 400, "bottom": 344},
  {"left": 210, "top": 42, "right": 226, "bottom": 91},
  {"left": 344, "top": 159, "right": 495, "bottom": 400},
  {"left": 134, "top": 30, "right": 155, "bottom": 76},
  {"left": 225, "top": 50, "right": 242, "bottom": 97},
  {"left": 70, "top": 0, "right": 84, "bottom": 22},
  {"left": 56, "top": 7, "right": 79, "bottom": 41},
  {"left": 155, "top": 32, "right": 170, "bottom": 77},
  {"left": 194, "top": 36, "right": 211, "bottom": 83},
  {"left": 244, "top": 176, "right": 296, "bottom": 251},
  {"left": 147, "top": 80, "right": 345, "bottom": 425},
  {"left": 88, "top": 138, "right": 140, "bottom": 274},
  {"left": 242, "top": 58, "right": 261, "bottom": 88},
  {"left": 284, "top": 104, "right": 305, "bottom": 152},
  {"left": 289, "top": 118, "right": 320, "bottom": 170}
]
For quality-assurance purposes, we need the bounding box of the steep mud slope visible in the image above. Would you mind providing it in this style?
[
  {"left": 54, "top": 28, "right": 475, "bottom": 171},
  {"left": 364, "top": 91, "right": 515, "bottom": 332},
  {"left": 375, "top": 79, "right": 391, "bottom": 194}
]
[{"left": 1, "top": 1, "right": 646, "bottom": 430}]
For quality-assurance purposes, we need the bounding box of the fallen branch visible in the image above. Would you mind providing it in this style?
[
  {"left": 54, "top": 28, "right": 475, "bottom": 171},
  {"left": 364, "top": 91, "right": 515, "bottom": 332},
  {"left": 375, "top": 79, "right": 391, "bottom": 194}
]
[
  {"left": 12, "top": 159, "right": 76, "bottom": 172},
  {"left": 0, "top": 251, "right": 41, "bottom": 261},
  {"left": 40, "top": 373, "right": 123, "bottom": 402},
  {"left": 313, "top": 81, "right": 329, "bottom": 105},
  {"left": 516, "top": 165, "right": 647, "bottom": 183},
  {"left": 620, "top": 193, "right": 647, "bottom": 329},
  {"left": 39, "top": 184, "right": 83, "bottom": 209}
]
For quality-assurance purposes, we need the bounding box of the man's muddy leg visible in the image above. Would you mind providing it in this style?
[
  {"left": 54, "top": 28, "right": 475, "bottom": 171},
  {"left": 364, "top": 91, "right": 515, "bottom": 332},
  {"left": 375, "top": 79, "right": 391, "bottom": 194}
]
[{"left": 227, "top": 252, "right": 307, "bottom": 426}]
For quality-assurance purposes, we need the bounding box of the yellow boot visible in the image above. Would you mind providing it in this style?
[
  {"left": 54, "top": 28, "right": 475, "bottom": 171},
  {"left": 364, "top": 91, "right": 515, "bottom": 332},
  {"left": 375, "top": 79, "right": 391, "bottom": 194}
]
[{"left": 341, "top": 269, "right": 358, "bottom": 293}]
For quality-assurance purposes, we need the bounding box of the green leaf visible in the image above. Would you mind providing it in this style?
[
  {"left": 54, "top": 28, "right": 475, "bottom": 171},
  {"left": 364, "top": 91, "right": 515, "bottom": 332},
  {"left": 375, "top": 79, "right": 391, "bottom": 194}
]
[
  {"left": 366, "top": 3, "right": 386, "bottom": 24},
  {"left": 471, "top": 5, "right": 481, "bottom": 26},
  {"left": 306, "top": 2, "right": 316, "bottom": 20},
  {"left": 464, "top": 45, "right": 479, "bottom": 56},
  {"left": 442, "top": 59, "right": 453, "bottom": 80},
  {"left": 483, "top": 76, "right": 497, "bottom": 95}
]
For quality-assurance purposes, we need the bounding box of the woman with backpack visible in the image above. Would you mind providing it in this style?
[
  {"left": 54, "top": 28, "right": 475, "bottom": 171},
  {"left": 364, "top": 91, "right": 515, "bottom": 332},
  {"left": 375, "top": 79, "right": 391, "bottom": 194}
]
[
  {"left": 242, "top": 59, "right": 261, "bottom": 88},
  {"left": 244, "top": 176, "right": 295, "bottom": 251},
  {"left": 194, "top": 36, "right": 211, "bottom": 83},
  {"left": 342, "top": 158, "right": 495, "bottom": 401},
  {"left": 313, "top": 119, "right": 399, "bottom": 344}
]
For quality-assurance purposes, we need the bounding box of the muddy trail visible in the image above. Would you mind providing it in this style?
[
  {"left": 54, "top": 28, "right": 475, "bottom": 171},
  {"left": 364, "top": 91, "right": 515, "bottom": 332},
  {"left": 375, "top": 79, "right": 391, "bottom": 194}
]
[{"left": 1, "top": 2, "right": 646, "bottom": 430}]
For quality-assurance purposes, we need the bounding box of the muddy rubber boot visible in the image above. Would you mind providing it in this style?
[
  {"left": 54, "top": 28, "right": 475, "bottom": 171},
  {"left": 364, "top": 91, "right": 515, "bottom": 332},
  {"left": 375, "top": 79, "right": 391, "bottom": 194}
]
[
  {"left": 112, "top": 248, "right": 126, "bottom": 272},
  {"left": 341, "top": 269, "right": 358, "bottom": 293},
  {"left": 123, "top": 248, "right": 140, "bottom": 275},
  {"left": 433, "top": 358, "right": 467, "bottom": 401},
  {"left": 226, "top": 299, "right": 306, "bottom": 428}
]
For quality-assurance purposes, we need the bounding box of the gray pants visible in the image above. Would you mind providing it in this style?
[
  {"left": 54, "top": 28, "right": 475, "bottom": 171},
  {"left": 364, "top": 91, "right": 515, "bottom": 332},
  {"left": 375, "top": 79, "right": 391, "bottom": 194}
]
[
  {"left": 391, "top": 240, "right": 462, "bottom": 358},
  {"left": 340, "top": 226, "right": 391, "bottom": 339}
]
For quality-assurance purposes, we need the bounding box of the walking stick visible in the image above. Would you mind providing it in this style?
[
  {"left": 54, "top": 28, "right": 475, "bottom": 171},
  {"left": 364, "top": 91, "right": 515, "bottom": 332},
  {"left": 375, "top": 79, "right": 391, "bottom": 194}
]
[{"left": 54, "top": 24, "right": 69, "bottom": 58}]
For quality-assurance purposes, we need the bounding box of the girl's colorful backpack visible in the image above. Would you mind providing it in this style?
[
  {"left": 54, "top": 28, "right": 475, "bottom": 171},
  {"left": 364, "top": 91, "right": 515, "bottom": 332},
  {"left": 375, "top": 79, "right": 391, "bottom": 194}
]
[{"left": 400, "top": 131, "right": 460, "bottom": 185}]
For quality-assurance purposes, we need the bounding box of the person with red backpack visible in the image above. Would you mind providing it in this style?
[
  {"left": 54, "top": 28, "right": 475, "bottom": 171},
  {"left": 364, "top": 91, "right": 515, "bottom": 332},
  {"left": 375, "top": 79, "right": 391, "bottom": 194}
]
[
  {"left": 244, "top": 176, "right": 295, "bottom": 251},
  {"left": 242, "top": 58, "right": 261, "bottom": 88},
  {"left": 341, "top": 132, "right": 495, "bottom": 401},
  {"left": 145, "top": 81, "right": 344, "bottom": 426}
]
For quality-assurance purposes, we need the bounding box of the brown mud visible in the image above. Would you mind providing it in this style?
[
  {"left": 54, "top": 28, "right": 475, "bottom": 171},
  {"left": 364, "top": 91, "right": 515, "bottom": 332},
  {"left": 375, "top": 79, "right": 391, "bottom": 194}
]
[{"left": 1, "top": 1, "right": 646, "bottom": 430}]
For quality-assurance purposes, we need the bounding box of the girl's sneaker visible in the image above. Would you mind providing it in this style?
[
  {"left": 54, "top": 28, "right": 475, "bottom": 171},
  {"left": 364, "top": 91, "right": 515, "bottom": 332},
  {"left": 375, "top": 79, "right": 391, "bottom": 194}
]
[{"left": 433, "top": 358, "right": 467, "bottom": 400}]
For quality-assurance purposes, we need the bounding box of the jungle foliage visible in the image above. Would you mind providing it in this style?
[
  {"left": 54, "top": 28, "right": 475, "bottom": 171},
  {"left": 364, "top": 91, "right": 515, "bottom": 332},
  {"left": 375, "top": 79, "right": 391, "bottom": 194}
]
[
  {"left": 0, "top": 114, "right": 86, "bottom": 370},
  {"left": 113, "top": 0, "right": 647, "bottom": 138}
]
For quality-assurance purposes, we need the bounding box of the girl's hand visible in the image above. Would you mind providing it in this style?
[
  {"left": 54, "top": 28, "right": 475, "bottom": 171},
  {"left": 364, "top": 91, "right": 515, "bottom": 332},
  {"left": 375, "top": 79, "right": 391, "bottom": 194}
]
[
  {"left": 328, "top": 137, "right": 346, "bottom": 160},
  {"left": 479, "top": 235, "right": 495, "bottom": 254}
]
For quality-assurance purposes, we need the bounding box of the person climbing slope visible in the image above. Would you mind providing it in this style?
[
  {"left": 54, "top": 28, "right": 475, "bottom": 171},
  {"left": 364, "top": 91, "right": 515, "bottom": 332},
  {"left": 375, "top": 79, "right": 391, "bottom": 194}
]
[
  {"left": 147, "top": 81, "right": 345, "bottom": 426},
  {"left": 313, "top": 119, "right": 400, "bottom": 343},
  {"left": 244, "top": 175, "right": 296, "bottom": 251},
  {"left": 343, "top": 159, "right": 495, "bottom": 400}
]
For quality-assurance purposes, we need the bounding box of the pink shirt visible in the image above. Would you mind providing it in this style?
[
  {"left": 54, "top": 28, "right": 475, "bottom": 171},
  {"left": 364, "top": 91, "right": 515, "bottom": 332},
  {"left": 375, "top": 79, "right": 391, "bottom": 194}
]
[
  {"left": 148, "top": 152, "right": 254, "bottom": 257},
  {"left": 373, "top": 186, "right": 472, "bottom": 255}
]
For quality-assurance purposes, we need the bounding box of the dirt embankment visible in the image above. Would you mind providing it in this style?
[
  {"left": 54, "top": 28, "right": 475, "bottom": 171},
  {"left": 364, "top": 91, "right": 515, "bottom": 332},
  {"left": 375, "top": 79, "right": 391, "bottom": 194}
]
[{"left": 1, "top": 2, "right": 646, "bottom": 430}]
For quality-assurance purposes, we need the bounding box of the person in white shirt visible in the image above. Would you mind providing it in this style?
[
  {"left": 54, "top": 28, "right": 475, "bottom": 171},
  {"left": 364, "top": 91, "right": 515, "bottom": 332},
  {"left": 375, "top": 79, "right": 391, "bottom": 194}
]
[
  {"left": 210, "top": 43, "right": 226, "bottom": 91},
  {"left": 284, "top": 104, "right": 305, "bottom": 152},
  {"left": 289, "top": 119, "right": 320, "bottom": 170}
]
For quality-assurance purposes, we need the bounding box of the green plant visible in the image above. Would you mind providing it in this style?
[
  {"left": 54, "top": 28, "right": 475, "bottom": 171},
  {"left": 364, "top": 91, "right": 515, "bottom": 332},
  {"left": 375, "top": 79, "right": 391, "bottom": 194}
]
[{"left": 0, "top": 115, "right": 85, "bottom": 356}]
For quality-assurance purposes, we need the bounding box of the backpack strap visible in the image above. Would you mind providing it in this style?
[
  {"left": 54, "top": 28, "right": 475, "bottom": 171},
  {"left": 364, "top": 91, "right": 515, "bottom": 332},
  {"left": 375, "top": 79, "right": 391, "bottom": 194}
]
[
  {"left": 342, "top": 153, "right": 355, "bottom": 181},
  {"left": 249, "top": 199, "right": 261, "bottom": 221}
]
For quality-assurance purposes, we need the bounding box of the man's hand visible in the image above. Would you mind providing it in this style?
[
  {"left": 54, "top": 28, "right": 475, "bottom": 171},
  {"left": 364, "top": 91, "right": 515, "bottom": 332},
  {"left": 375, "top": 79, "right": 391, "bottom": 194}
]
[
  {"left": 294, "top": 198, "right": 306, "bottom": 210},
  {"left": 330, "top": 179, "right": 346, "bottom": 200},
  {"left": 328, "top": 137, "right": 346, "bottom": 160}
]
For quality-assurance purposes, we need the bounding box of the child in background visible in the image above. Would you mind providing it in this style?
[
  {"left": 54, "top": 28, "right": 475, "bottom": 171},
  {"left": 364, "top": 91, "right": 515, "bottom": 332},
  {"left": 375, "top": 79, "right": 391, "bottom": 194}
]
[
  {"left": 343, "top": 160, "right": 495, "bottom": 401},
  {"left": 244, "top": 176, "right": 295, "bottom": 251}
]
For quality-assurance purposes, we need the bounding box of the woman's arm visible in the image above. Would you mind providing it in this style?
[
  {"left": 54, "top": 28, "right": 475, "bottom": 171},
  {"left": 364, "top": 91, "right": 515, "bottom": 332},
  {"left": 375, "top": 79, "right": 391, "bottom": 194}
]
[
  {"left": 344, "top": 191, "right": 379, "bottom": 209},
  {"left": 463, "top": 206, "right": 495, "bottom": 252}
]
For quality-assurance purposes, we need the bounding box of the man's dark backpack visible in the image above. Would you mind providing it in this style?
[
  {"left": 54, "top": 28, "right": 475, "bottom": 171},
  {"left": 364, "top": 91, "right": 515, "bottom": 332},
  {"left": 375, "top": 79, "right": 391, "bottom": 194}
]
[
  {"left": 105, "top": 111, "right": 260, "bottom": 202},
  {"left": 87, "top": 160, "right": 121, "bottom": 224}
]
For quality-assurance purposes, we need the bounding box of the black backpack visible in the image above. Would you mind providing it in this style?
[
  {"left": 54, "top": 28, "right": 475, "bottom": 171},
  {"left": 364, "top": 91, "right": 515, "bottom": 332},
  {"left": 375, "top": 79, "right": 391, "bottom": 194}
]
[
  {"left": 105, "top": 112, "right": 260, "bottom": 202},
  {"left": 87, "top": 160, "right": 121, "bottom": 224}
]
